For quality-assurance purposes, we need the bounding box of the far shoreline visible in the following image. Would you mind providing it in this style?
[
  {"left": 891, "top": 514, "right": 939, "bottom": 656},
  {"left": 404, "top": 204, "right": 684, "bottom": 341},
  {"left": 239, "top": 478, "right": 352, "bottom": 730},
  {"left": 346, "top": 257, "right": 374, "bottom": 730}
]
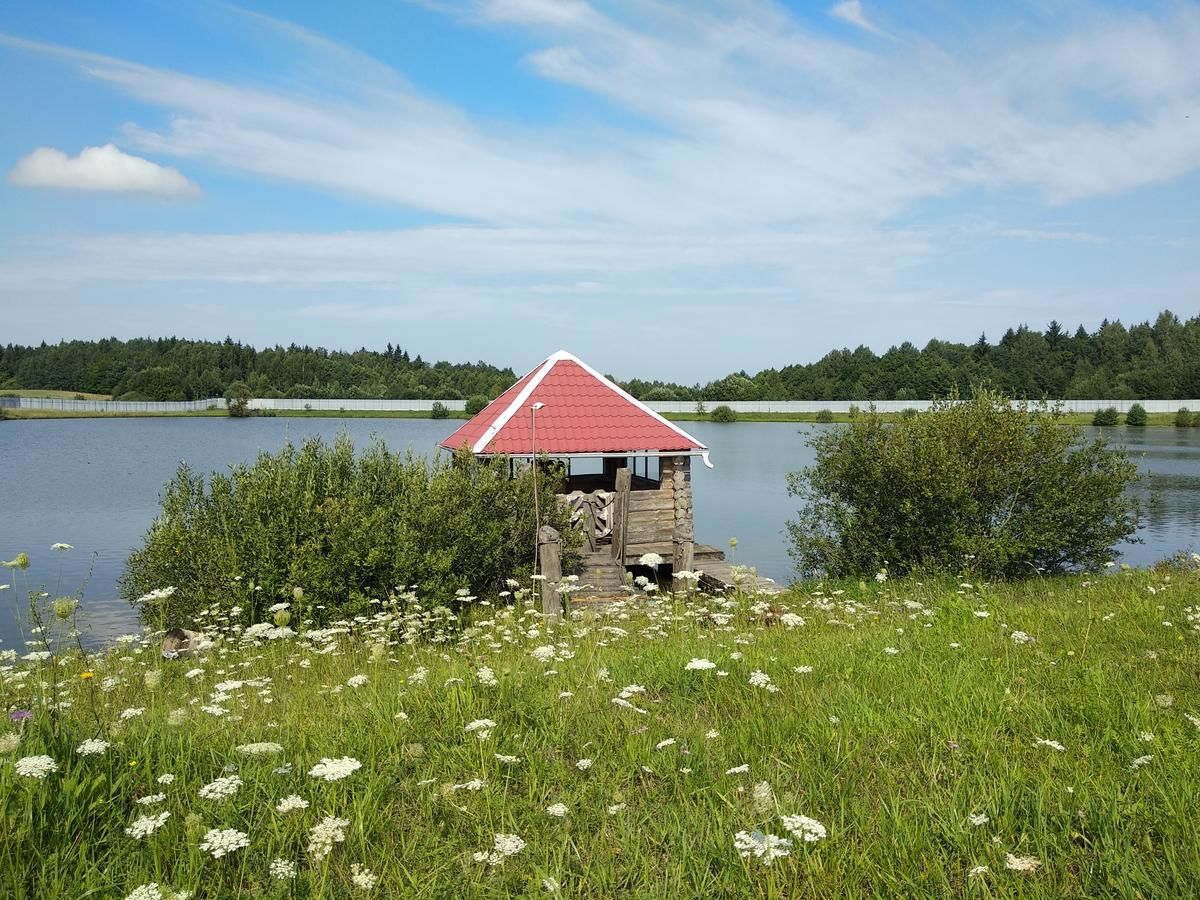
[{"left": 3, "top": 407, "right": 1197, "bottom": 426}]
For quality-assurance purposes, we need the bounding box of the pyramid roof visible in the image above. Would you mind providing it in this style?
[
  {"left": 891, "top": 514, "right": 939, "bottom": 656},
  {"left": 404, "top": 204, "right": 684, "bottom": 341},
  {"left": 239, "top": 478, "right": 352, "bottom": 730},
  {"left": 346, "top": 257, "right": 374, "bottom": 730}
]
[{"left": 440, "top": 350, "right": 710, "bottom": 464}]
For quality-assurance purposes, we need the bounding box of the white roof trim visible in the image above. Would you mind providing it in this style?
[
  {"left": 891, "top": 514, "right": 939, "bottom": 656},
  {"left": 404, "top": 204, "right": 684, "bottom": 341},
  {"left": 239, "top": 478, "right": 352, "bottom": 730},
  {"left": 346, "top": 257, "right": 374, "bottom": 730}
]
[
  {"left": 476, "top": 449, "right": 710, "bottom": 460},
  {"left": 471, "top": 349, "right": 709, "bottom": 458},
  {"left": 552, "top": 350, "right": 709, "bottom": 451},
  {"left": 470, "top": 355, "right": 559, "bottom": 454}
]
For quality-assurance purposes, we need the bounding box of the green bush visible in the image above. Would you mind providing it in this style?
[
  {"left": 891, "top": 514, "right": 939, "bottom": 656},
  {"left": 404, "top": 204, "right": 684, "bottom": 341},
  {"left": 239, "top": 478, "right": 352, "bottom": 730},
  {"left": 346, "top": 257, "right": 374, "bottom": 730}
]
[
  {"left": 430, "top": 401, "right": 450, "bottom": 419},
  {"left": 1125, "top": 403, "right": 1147, "bottom": 426},
  {"left": 223, "top": 380, "right": 253, "bottom": 417},
  {"left": 814, "top": 409, "right": 834, "bottom": 423},
  {"left": 465, "top": 395, "right": 489, "bottom": 416},
  {"left": 710, "top": 405, "right": 737, "bottom": 423},
  {"left": 1174, "top": 408, "right": 1193, "bottom": 428},
  {"left": 121, "top": 436, "right": 573, "bottom": 629},
  {"left": 1092, "top": 407, "right": 1120, "bottom": 426},
  {"left": 786, "top": 389, "right": 1140, "bottom": 580}
]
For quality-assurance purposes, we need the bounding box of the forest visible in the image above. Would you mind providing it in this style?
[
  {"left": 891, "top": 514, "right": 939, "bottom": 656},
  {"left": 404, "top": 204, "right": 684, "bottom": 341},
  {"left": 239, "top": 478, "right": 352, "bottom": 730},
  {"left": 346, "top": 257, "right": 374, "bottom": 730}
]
[{"left": 2, "top": 309, "right": 1198, "bottom": 402}]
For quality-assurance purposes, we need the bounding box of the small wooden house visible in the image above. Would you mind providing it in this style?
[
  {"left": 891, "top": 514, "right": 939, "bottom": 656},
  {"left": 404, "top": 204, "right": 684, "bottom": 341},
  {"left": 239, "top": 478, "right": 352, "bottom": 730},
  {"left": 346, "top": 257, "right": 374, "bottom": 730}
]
[{"left": 440, "top": 350, "right": 712, "bottom": 577}]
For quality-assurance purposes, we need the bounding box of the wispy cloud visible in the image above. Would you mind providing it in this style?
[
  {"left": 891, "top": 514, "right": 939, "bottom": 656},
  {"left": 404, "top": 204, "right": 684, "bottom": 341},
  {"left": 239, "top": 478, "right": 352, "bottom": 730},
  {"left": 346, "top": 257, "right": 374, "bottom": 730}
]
[
  {"left": 1, "top": 3, "right": 1199, "bottom": 375},
  {"left": 6, "top": 144, "right": 199, "bottom": 198},
  {"left": 5, "top": 2, "right": 1199, "bottom": 224},
  {"left": 828, "top": 0, "right": 889, "bottom": 38}
]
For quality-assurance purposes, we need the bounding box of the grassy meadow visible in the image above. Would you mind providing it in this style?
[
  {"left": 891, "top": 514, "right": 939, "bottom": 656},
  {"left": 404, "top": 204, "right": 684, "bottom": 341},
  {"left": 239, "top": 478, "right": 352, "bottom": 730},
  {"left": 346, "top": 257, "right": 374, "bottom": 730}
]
[{"left": 2, "top": 564, "right": 1199, "bottom": 898}]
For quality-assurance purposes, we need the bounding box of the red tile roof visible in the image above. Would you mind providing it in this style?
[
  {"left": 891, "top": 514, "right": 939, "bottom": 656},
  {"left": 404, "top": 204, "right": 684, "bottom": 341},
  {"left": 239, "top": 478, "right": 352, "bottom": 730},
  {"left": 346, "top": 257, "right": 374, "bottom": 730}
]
[{"left": 440, "top": 351, "right": 708, "bottom": 457}]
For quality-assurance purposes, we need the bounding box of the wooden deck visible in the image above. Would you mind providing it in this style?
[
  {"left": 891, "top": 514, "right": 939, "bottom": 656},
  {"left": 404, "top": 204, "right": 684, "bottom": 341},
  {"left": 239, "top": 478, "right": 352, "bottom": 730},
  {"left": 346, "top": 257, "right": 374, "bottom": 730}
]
[{"left": 569, "top": 543, "right": 786, "bottom": 605}]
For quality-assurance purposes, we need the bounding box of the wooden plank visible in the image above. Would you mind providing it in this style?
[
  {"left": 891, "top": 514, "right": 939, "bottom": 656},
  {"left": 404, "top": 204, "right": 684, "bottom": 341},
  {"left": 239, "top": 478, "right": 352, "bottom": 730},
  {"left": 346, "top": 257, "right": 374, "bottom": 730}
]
[{"left": 627, "top": 492, "right": 674, "bottom": 512}]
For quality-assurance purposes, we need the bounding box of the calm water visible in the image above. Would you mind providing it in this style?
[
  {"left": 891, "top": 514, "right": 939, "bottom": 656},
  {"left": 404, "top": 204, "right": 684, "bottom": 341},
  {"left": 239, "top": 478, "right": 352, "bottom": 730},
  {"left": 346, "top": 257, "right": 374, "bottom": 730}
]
[{"left": 1, "top": 419, "right": 1198, "bottom": 647}]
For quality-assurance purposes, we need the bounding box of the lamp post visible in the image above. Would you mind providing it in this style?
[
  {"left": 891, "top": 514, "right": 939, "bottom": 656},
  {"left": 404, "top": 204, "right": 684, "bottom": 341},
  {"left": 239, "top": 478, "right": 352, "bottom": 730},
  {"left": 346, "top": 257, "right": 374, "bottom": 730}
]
[{"left": 530, "top": 402, "right": 545, "bottom": 577}]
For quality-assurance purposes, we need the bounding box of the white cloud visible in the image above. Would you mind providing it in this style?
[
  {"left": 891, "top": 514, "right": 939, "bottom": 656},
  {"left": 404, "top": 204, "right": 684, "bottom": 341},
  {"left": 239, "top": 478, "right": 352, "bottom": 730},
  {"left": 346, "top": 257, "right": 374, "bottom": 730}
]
[
  {"left": 828, "top": 1, "right": 888, "bottom": 37},
  {"left": 6, "top": 144, "right": 200, "bottom": 198}
]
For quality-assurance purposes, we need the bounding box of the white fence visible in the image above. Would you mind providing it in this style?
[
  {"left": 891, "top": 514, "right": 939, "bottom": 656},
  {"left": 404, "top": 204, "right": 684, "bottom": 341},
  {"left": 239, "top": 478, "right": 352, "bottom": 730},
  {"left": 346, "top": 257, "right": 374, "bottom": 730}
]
[
  {"left": 0, "top": 396, "right": 226, "bottom": 413},
  {"left": 649, "top": 399, "right": 1200, "bottom": 414},
  {"left": 3, "top": 395, "right": 1198, "bottom": 415}
]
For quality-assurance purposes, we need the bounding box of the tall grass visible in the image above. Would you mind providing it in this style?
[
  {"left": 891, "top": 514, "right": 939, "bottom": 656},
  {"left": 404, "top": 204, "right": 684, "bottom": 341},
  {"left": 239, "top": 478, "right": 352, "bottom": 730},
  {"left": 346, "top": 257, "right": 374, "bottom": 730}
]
[{"left": 2, "top": 559, "right": 1199, "bottom": 898}]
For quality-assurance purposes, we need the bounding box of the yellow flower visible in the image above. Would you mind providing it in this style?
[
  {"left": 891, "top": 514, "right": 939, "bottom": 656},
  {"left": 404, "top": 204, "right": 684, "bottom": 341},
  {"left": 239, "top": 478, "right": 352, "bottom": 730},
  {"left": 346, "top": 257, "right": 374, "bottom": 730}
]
[{"left": 80, "top": 671, "right": 94, "bottom": 680}]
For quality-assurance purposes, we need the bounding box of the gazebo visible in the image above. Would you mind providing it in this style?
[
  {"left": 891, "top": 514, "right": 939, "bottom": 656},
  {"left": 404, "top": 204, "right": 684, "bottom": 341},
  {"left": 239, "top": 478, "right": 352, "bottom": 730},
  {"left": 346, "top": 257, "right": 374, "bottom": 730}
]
[{"left": 440, "top": 350, "right": 712, "bottom": 576}]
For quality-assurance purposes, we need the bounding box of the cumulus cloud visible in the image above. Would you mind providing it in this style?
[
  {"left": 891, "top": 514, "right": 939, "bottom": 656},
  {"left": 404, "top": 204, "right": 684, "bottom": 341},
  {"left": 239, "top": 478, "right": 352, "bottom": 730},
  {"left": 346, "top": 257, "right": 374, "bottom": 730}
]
[{"left": 7, "top": 144, "right": 199, "bottom": 198}]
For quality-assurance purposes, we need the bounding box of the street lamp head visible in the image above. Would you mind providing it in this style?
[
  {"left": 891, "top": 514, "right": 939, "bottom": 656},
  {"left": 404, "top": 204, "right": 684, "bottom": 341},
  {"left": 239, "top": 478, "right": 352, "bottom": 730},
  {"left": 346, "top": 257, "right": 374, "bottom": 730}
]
[{"left": 531, "top": 402, "right": 545, "bottom": 411}]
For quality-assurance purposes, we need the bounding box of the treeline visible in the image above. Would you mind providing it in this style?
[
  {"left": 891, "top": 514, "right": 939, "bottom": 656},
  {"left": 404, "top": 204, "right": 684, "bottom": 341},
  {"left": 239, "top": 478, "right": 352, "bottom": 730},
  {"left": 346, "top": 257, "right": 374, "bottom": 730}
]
[
  {"left": 0, "top": 338, "right": 515, "bottom": 402},
  {"left": 3, "top": 309, "right": 1199, "bottom": 402},
  {"left": 626, "top": 310, "right": 1200, "bottom": 401}
]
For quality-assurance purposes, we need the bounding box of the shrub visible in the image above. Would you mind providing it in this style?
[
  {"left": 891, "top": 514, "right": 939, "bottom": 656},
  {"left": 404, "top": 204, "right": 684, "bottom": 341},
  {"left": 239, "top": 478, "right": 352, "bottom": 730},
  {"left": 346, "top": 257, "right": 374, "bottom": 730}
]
[
  {"left": 694, "top": 400, "right": 707, "bottom": 415},
  {"left": 786, "top": 389, "right": 1140, "bottom": 580},
  {"left": 224, "top": 381, "right": 253, "bottom": 417},
  {"left": 710, "top": 405, "right": 737, "bottom": 423},
  {"left": 465, "top": 395, "right": 489, "bottom": 416},
  {"left": 1091, "top": 407, "right": 1119, "bottom": 426},
  {"left": 814, "top": 409, "right": 834, "bottom": 423},
  {"left": 1125, "top": 403, "right": 1147, "bottom": 427},
  {"left": 430, "top": 401, "right": 450, "bottom": 419},
  {"left": 1174, "top": 408, "right": 1193, "bottom": 428},
  {"left": 122, "top": 436, "right": 573, "bottom": 629}
]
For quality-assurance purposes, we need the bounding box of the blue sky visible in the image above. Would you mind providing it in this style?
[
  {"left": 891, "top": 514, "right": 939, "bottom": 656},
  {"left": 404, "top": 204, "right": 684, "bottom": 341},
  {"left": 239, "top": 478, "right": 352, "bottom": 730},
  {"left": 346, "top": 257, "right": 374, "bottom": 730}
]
[{"left": 1, "top": 0, "right": 1198, "bottom": 382}]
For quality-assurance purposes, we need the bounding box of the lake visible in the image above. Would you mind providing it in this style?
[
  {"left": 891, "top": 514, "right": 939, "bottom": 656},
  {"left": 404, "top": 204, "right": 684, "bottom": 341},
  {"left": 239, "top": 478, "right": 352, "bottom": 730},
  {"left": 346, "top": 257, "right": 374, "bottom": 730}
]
[{"left": 2, "top": 418, "right": 1198, "bottom": 648}]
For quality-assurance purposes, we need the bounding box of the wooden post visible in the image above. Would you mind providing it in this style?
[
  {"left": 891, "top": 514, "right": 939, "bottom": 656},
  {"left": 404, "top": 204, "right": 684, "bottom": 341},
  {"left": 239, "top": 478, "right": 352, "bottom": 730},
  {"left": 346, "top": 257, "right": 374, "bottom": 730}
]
[
  {"left": 582, "top": 502, "right": 597, "bottom": 552},
  {"left": 612, "top": 466, "right": 632, "bottom": 562},
  {"left": 672, "top": 534, "right": 694, "bottom": 577},
  {"left": 538, "top": 525, "right": 562, "bottom": 620}
]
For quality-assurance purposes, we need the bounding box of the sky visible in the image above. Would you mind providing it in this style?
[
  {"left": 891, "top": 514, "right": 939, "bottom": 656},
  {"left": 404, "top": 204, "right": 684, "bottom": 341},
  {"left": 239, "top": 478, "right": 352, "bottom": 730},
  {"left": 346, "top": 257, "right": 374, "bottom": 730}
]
[{"left": 1, "top": 0, "right": 1198, "bottom": 383}]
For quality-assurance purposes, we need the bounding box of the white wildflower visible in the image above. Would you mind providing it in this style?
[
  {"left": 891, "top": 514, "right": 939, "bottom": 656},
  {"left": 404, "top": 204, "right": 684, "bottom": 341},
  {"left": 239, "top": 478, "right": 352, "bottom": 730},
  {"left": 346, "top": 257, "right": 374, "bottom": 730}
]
[
  {"left": 76, "top": 738, "right": 111, "bottom": 756},
  {"left": 546, "top": 802, "right": 569, "bottom": 817},
  {"left": 475, "top": 666, "right": 498, "bottom": 686},
  {"left": 350, "top": 864, "right": 378, "bottom": 891},
  {"left": 1004, "top": 853, "right": 1041, "bottom": 873},
  {"left": 346, "top": 674, "right": 369, "bottom": 688},
  {"left": 125, "top": 811, "right": 171, "bottom": 839},
  {"left": 307, "top": 815, "right": 350, "bottom": 861},
  {"left": 119, "top": 708, "right": 146, "bottom": 721},
  {"left": 237, "top": 742, "right": 283, "bottom": 756},
  {"left": 685, "top": 658, "right": 717, "bottom": 671},
  {"left": 269, "top": 858, "right": 297, "bottom": 880},
  {"left": 465, "top": 719, "right": 497, "bottom": 741},
  {"left": 198, "top": 775, "right": 242, "bottom": 800},
  {"left": 276, "top": 794, "right": 310, "bottom": 813},
  {"left": 752, "top": 781, "right": 774, "bottom": 814},
  {"left": 968, "top": 865, "right": 989, "bottom": 879},
  {"left": 781, "top": 814, "right": 827, "bottom": 843},
  {"left": 733, "top": 830, "right": 792, "bottom": 864},
  {"left": 1130, "top": 754, "right": 1153, "bottom": 770},
  {"left": 575, "top": 758, "right": 593, "bottom": 771},
  {"left": 308, "top": 757, "right": 362, "bottom": 781},
  {"left": 14, "top": 755, "right": 57, "bottom": 778},
  {"left": 968, "top": 812, "right": 989, "bottom": 827},
  {"left": 199, "top": 827, "right": 250, "bottom": 858},
  {"left": 725, "top": 763, "right": 750, "bottom": 775},
  {"left": 1034, "top": 739, "right": 1065, "bottom": 752},
  {"left": 136, "top": 793, "right": 167, "bottom": 806}
]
